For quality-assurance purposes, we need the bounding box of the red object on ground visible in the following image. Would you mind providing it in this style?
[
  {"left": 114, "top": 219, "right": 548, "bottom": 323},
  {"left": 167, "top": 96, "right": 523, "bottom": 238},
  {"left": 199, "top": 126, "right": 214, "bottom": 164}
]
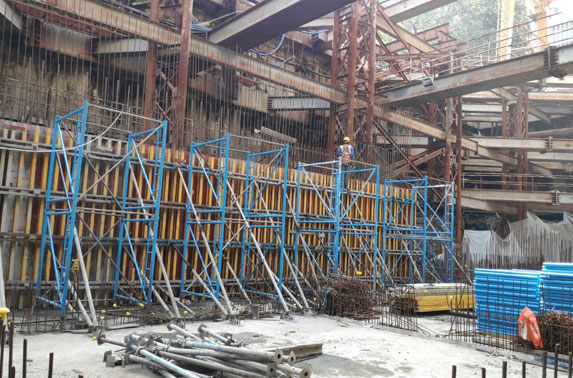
[{"left": 518, "top": 306, "right": 543, "bottom": 349}]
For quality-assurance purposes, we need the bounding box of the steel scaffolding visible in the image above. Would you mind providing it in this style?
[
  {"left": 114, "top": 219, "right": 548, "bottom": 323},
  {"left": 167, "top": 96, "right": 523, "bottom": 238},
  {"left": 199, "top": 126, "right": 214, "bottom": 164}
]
[
  {"left": 35, "top": 101, "right": 169, "bottom": 320},
  {"left": 293, "top": 159, "right": 382, "bottom": 288},
  {"left": 113, "top": 123, "right": 168, "bottom": 305},
  {"left": 240, "top": 143, "right": 289, "bottom": 299},
  {"left": 382, "top": 177, "right": 455, "bottom": 284},
  {"left": 179, "top": 134, "right": 296, "bottom": 314},
  {"left": 35, "top": 101, "right": 88, "bottom": 316},
  {"left": 180, "top": 134, "right": 231, "bottom": 299}
]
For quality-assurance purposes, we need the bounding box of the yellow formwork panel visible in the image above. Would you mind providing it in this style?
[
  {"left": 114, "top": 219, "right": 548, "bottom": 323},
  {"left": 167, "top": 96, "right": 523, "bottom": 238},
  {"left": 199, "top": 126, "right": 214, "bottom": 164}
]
[{"left": 1, "top": 124, "right": 415, "bottom": 305}]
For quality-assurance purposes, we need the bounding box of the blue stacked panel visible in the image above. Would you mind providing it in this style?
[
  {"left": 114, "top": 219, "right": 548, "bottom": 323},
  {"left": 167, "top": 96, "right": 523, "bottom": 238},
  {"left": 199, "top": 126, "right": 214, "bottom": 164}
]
[
  {"left": 474, "top": 269, "right": 541, "bottom": 336},
  {"left": 541, "top": 263, "right": 573, "bottom": 314}
]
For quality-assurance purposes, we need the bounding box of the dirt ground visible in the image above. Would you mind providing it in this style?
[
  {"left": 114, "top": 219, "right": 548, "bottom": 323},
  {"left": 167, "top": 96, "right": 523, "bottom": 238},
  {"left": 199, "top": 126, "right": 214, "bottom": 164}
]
[{"left": 1, "top": 314, "right": 547, "bottom": 377}]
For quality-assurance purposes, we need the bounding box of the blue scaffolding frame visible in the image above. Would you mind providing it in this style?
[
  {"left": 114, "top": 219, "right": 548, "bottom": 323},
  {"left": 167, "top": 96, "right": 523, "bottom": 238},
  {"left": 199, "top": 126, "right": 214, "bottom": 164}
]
[
  {"left": 293, "top": 159, "right": 381, "bottom": 287},
  {"left": 180, "top": 134, "right": 230, "bottom": 299},
  {"left": 240, "top": 144, "right": 289, "bottom": 298},
  {"left": 382, "top": 177, "right": 455, "bottom": 284},
  {"left": 35, "top": 101, "right": 88, "bottom": 315},
  {"left": 113, "top": 121, "right": 168, "bottom": 305},
  {"left": 180, "top": 133, "right": 291, "bottom": 302}
]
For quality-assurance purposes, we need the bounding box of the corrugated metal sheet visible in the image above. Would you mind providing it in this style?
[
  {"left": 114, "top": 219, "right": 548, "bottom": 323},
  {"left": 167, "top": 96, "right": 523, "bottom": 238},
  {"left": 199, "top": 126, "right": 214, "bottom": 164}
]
[
  {"left": 541, "top": 262, "right": 573, "bottom": 313},
  {"left": 474, "top": 269, "right": 541, "bottom": 336}
]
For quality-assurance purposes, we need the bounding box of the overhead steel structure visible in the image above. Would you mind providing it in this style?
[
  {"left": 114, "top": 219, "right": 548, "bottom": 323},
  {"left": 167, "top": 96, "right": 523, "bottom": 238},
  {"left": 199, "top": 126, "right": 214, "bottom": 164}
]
[
  {"left": 208, "top": 0, "right": 357, "bottom": 50},
  {"left": 382, "top": 177, "right": 455, "bottom": 284}
]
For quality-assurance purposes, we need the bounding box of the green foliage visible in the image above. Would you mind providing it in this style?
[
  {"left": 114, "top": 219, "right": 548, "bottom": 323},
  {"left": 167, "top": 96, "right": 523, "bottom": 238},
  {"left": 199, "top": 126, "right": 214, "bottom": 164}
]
[{"left": 400, "top": 0, "right": 530, "bottom": 48}]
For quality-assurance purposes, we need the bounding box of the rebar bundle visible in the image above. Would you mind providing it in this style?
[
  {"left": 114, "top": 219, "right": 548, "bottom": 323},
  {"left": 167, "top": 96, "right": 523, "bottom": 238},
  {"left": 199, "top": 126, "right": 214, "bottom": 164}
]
[
  {"left": 319, "top": 276, "right": 381, "bottom": 320},
  {"left": 538, "top": 312, "right": 573, "bottom": 353},
  {"left": 98, "top": 323, "right": 313, "bottom": 377}
]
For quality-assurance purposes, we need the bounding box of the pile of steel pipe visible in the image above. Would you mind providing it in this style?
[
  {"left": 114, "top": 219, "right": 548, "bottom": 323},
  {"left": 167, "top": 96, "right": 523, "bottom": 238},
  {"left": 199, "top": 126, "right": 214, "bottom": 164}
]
[{"left": 97, "top": 322, "right": 312, "bottom": 377}]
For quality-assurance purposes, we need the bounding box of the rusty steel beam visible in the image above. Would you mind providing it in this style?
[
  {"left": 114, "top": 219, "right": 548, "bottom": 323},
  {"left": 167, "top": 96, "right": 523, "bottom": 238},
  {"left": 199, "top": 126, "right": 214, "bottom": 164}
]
[
  {"left": 391, "top": 148, "right": 444, "bottom": 177},
  {"left": 301, "top": 0, "right": 456, "bottom": 32},
  {"left": 365, "top": 0, "right": 377, "bottom": 162},
  {"left": 143, "top": 0, "right": 161, "bottom": 127},
  {"left": 376, "top": 10, "right": 438, "bottom": 54},
  {"left": 491, "top": 88, "right": 551, "bottom": 125},
  {"left": 467, "top": 136, "right": 573, "bottom": 152},
  {"left": 382, "top": 45, "right": 573, "bottom": 105},
  {"left": 346, "top": 4, "right": 359, "bottom": 138},
  {"left": 383, "top": 23, "right": 450, "bottom": 54},
  {"left": 455, "top": 96, "right": 462, "bottom": 244},
  {"left": 382, "top": 0, "right": 456, "bottom": 23},
  {"left": 376, "top": 110, "right": 552, "bottom": 175},
  {"left": 173, "top": 0, "right": 193, "bottom": 149},
  {"left": 463, "top": 188, "right": 573, "bottom": 205},
  {"left": 207, "top": 0, "right": 355, "bottom": 50},
  {"left": 24, "top": 0, "right": 555, "bottom": 175},
  {"left": 461, "top": 197, "right": 517, "bottom": 215}
]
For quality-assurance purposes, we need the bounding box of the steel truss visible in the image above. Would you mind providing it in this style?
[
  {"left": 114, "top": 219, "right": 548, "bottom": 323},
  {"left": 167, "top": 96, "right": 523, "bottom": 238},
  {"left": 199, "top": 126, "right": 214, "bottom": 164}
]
[
  {"left": 35, "top": 101, "right": 170, "bottom": 321},
  {"left": 294, "top": 159, "right": 383, "bottom": 288},
  {"left": 179, "top": 134, "right": 296, "bottom": 313},
  {"left": 382, "top": 177, "right": 454, "bottom": 284}
]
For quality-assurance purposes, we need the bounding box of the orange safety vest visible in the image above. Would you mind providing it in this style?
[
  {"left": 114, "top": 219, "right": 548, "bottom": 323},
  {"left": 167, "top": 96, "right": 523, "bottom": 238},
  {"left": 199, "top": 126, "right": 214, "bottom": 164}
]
[{"left": 339, "top": 144, "right": 353, "bottom": 165}]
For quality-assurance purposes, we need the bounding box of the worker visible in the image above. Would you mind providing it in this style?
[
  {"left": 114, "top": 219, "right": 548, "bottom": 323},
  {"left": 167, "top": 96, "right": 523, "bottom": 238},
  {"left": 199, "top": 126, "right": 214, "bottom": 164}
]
[{"left": 337, "top": 136, "right": 354, "bottom": 190}]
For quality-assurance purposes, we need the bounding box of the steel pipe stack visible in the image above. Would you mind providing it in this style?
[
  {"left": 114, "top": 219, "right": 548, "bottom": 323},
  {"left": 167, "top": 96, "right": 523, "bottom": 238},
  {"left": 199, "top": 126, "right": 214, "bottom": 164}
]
[{"left": 97, "top": 323, "right": 312, "bottom": 377}]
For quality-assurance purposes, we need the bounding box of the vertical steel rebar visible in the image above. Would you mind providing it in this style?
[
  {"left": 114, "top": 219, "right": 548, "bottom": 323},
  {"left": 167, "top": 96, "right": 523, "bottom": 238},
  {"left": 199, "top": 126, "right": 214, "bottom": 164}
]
[
  {"left": 22, "top": 339, "right": 26, "bottom": 378},
  {"left": 7, "top": 322, "right": 13, "bottom": 372},
  {"left": 543, "top": 351, "right": 549, "bottom": 378},
  {"left": 556, "top": 344, "right": 561, "bottom": 378},
  {"left": 502, "top": 361, "right": 507, "bottom": 378},
  {"left": 48, "top": 352, "right": 54, "bottom": 378}
]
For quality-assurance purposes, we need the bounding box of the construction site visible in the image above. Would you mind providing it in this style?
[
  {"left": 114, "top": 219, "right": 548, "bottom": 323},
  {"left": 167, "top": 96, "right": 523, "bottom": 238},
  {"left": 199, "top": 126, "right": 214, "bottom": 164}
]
[{"left": 1, "top": 0, "right": 573, "bottom": 376}]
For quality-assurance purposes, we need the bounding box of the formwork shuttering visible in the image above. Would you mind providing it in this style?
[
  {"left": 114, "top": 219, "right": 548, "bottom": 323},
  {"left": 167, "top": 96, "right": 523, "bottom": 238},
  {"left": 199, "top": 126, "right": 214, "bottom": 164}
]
[{"left": 1, "top": 117, "right": 456, "bottom": 312}]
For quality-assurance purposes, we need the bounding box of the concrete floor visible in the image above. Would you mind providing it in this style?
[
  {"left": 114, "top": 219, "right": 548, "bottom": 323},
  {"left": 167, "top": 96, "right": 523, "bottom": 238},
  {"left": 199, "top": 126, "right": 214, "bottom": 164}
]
[{"left": 2, "top": 315, "right": 547, "bottom": 377}]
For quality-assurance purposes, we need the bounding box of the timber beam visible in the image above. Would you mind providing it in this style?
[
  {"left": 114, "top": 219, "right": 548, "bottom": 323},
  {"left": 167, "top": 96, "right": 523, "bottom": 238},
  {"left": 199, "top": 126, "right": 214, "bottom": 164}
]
[{"left": 382, "top": 45, "right": 573, "bottom": 105}]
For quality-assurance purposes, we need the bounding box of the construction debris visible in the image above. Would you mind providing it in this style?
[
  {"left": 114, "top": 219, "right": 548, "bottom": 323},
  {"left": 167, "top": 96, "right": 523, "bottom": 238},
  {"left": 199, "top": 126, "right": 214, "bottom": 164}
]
[{"left": 97, "top": 323, "right": 314, "bottom": 377}]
